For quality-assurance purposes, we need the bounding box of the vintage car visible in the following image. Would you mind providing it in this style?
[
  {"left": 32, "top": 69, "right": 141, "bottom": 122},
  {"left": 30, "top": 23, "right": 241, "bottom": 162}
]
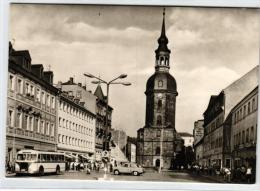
[{"left": 113, "top": 162, "right": 144, "bottom": 176}]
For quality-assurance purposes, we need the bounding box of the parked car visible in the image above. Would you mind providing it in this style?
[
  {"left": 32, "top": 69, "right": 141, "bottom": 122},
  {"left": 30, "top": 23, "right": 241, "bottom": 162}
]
[{"left": 113, "top": 162, "right": 144, "bottom": 176}]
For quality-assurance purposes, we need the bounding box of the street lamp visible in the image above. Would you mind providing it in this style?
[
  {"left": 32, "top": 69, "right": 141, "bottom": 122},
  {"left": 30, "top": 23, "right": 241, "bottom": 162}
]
[{"left": 84, "top": 73, "right": 131, "bottom": 171}]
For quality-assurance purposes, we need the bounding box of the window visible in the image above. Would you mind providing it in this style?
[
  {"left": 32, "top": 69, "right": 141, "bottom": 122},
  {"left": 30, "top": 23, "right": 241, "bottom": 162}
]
[
  {"left": 157, "top": 100, "right": 162, "bottom": 110},
  {"left": 252, "top": 98, "right": 255, "bottom": 111},
  {"left": 246, "top": 128, "right": 249, "bottom": 143},
  {"left": 25, "top": 83, "right": 29, "bottom": 94},
  {"left": 248, "top": 102, "right": 251, "bottom": 114},
  {"left": 155, "top": 147, "right": 160, "bottom": 155},
  {"left": 30, "top": 85, "right": 34, "bottom": 96},
  {"left": 243, "top": 105, "right": 247, "bottom": 118},
  {"left": 158, "top": 80, "right": 163, "bottom": 87},
  {"left": 41, "top": 92, "right": 45, "bottom": 104},
  {"left": 156, "top": 130, "right": 160, "bottom": 137},
  {"left": 17, "top": 79, "right": 23, "bottom": 94},
  {"left": 36, "top": 118, "right": 40, "bottom": 133},
  {"left": 29, "top": 116, "right": 33, "bottom": 131},
  {"left": 46, "top": 122, "right": 50, "bottom": 135},
  {"left": 59, "top": 117, "right": 62, "bottom": 127},
  {"left": 8, "top": 110, "right": 14, "bottom": 127},
  {"left": 25, "top": 115, "right": 29, "bottom": 130},
  {"left": 250, "top": 126, "right": 254, "bottom": 141},
  {"left": 58, "top": 134, "right": 61, "bottom": 143},
  {"left": 46, "top": 94, "right": 50, "bottom": 107},
  {"left": 50, "top": 124, "right": 54, "bottom": 136},
  {"left": 17, "top": 112, "right": 22, "bottom": 128},
  {"left": 242, "top": 130, "right": 245, "bottom": 144},
  {"left": 51, "top": 97, "right": 55, "bottom": 109},
  {"left": 36, "top": 89, "right": 40, "bottom": 102},
  {"left": 157, "top": 115, "right": 162, "bottom": 126},
  {"left": 60, "top": 101, "right": 63, "bottom": 110},
  {"left": 41, "top": 121, "right": 45, "bottom": 134},
  {"left": 9, "top": 75, "right": 15, "bottom": 91}
]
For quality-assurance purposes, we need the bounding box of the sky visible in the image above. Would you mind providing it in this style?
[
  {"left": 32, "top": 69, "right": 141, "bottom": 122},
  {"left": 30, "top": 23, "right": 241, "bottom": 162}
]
[{"left": 9, "top": 4, "right": 259, "bottom": 137}]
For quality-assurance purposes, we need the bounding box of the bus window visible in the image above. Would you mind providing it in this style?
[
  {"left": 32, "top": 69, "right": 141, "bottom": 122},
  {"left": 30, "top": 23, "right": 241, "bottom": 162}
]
[
  {"left": 42, "top": 154, "right": 47, "bottom": 162},
  {"left": 17, "top": 154, "right": 26, "bottom": 160},
  {"left": 54, "top": 155, "right": 58, "bottom": 161},
  {"left": 61, "top": 155, "right": 64, "bottom": 161},
  {"left": 46, "top": 154, "right": 50, "bottom": 162},
  {"left": 50, "top": 155, "right": 55, "bottom": 161},
  {"left": 38, "top": 154, "right": 41, "bottom": 161}
]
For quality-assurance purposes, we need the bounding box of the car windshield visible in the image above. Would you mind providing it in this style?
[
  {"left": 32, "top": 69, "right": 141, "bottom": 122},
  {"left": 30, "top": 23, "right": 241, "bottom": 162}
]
[{"left": 17, "top": 154, "right": 37, "bottom": 161}]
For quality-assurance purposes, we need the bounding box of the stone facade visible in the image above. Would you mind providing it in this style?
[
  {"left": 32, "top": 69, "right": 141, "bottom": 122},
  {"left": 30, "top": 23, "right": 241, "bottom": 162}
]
[{"left": 137, "top": 11, "right": 183, "bottom": 169}]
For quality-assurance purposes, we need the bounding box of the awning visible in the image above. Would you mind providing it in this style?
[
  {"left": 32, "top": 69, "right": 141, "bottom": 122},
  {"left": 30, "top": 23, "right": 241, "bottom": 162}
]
[
  {"left": 64, "top": 154, "right": 73, "bottom": 159},
  {"left": 80, "top": 154, "right": 89, "bottom": 160}
]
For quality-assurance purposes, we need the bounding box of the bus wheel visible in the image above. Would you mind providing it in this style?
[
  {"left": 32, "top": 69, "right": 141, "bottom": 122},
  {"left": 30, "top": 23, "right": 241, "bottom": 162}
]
[
  {"left": 39, "top": 166, "right": 44, "bottom": 176},
  {"left": 56, "top": 165, "right": 60, "bottom": 175}
]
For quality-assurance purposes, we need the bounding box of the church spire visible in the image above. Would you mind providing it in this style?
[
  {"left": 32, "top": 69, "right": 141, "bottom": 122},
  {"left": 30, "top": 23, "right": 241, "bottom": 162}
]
[{"left": 155, "top": 8, "right": 171, "bottom": 72}]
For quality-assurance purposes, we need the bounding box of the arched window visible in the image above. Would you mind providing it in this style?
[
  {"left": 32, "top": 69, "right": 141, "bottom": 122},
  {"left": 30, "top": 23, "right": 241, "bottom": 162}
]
[
  {"left": 158, "top": 80, "right": 163, "bottom": 87},
  {"left": 158, "top": 100, "right": 162, "bottom": 110},
  {"left": 155, "top": 147, "right": 160, "bottom": 155},
  {"left": 157, "top": 115, "right": 162, "bottom": 126}
]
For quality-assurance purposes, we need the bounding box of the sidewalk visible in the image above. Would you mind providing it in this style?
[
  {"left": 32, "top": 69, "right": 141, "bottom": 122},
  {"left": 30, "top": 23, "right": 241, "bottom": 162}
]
[{"left": 199, "top": 174, "right": 226, "bottom": 183}]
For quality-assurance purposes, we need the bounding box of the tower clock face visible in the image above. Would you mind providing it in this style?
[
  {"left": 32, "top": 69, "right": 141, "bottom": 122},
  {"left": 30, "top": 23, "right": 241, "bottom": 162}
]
[{"left": 157, "top": 93, "right": 163, "bottom": 98}]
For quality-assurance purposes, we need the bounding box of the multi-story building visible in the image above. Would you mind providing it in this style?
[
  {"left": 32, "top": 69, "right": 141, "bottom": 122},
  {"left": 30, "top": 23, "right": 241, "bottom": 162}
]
[
  {"left": 193, "top": 120, "right": 204, "bottom": 166},
  {"left": 93, "top": 84, "right": 113, "bottom": 162},
  {"left": 56, "top": 92, "right": 96, "bottom": 161},
  {"left": 6, "top": 43, "right": 58, "bottom": 164},
  {"left": 137, "top": 10, "right": 183, "bottom": 169},
  {"left": 230, "top": 87, "right": 258, "bottom": 170},
  {"left": 203, "top": 66, "right": 258, "bottom": 169},
  {"left": 178, "top": 132, "right": 194, "bottom": 147},
  {"left": 57, "top": 77, "right": 97, "bottom": 160},
  {"left": 126, "top": 136, "right": 137, "bottom": 163}
]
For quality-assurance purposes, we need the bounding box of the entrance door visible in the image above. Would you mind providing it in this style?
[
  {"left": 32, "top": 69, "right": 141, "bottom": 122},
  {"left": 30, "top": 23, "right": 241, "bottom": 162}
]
[{"left": 155, "top": 159, "right": 160, "bottom": 167}]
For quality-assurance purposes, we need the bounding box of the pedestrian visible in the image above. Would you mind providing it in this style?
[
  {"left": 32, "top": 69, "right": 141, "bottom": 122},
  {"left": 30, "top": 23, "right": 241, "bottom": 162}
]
[
  {"left": 246, "top": 166, "right": 252, "bottom": 183},
  {"left": 224, "top": 168, "right": 231, "bottom": 183}
]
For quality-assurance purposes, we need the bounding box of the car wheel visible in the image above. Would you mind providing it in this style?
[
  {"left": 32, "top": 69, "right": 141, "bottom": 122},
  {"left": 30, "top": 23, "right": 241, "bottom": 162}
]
[
  {"left": 114, "top": 170, "right": 120, "bottom": 175},
  {"left": 39, "top": 166, "right": 44, "bottom": 176},
  {"left": 56, "top": 165, "right": 60, "bottom": 175},
  {"left": 133, "top": 171, "right": 138, "bottom": 176}
]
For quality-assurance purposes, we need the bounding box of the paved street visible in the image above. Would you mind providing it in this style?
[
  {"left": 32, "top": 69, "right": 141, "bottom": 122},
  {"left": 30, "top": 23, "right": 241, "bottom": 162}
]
[{"left": 7, "top": 170, "right": 216, "bottom": 183}]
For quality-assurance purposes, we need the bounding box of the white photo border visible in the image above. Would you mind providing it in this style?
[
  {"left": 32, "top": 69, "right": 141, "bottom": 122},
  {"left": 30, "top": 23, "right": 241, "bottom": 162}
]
[{"left": 0, "top": 0, "right": 260, "bottom": 190}]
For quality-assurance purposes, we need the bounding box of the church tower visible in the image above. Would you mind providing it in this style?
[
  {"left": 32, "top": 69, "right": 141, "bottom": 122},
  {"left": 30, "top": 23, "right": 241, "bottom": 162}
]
[{"left": 137, "top": 9, "right": 182, "bottom": 169}]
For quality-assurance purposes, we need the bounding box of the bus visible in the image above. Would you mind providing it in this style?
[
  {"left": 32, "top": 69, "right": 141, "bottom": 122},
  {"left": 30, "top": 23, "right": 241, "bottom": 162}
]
[{"left": 15, "top": 150, "right": 65, "bottom": 176}]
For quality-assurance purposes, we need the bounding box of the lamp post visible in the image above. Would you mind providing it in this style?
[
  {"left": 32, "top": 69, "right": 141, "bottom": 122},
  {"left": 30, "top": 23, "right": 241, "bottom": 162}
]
[{"left": 84, "top": 73, "right": 131, "bottom": 173}]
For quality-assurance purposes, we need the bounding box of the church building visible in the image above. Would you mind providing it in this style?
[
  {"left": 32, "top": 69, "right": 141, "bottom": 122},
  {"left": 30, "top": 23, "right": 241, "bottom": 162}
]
[{"left": 136, "top": 10, "right": 183, "bottom": 169}]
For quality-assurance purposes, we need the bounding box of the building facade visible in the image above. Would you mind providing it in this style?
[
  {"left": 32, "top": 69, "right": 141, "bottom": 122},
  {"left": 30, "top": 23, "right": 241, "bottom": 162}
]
[
  {"left": 231, "top": 87, "right": 258, "bottom": 171},
  {"left": 6, "top": 43, "right": 58, "bottom": 164},
  {"left": 203, "top": 66, "right": 258, "bottom": 169},
  {"left": 57, "top": 77, "right": 97, "bottom": 160},
  {"left": 94, "top": 84, "right": 113, "bottom": 162},
  {"left": 193, "top": 120, "right": 204, "bottom": 166},
  {"left": 57, "top": 92, "right": 96, "bottom": 161},
  {"left": 137, "top": 11, "right": 183, "bottom": 169},
  {"left": 126, "top": 136, "right": 137, "bottom": 163},
  {"left": 178, "top": 132, "right": 194, "bottom": 147}
]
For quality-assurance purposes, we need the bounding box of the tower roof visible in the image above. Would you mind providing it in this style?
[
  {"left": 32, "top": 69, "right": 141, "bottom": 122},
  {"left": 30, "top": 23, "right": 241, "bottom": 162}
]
[
  {"left": 94, "top": 84, "right": 105, "bottom": 100},
  {"left": 155, "top": 8, "right": 171, "bottom": 54}
]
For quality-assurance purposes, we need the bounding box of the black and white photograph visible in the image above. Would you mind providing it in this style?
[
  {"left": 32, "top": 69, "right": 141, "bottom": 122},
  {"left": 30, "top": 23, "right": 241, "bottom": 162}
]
[{"left": 4, "top": 2, "right": 259, "bottom": 185}]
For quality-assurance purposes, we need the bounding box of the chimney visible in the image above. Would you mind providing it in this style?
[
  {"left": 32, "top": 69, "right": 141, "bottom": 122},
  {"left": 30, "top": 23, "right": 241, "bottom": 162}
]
[
  {"left": 69, "top": 77, "right": 74, "bottom": 84},
  {"left": 43, "top": 71, "right": 54, "bottom": 85},
  {"left": 78, "top": 83, "right": 82, "bottom": 87},
  {"left": 82, "top": 85, "right": 86, "bottom": 90}
]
